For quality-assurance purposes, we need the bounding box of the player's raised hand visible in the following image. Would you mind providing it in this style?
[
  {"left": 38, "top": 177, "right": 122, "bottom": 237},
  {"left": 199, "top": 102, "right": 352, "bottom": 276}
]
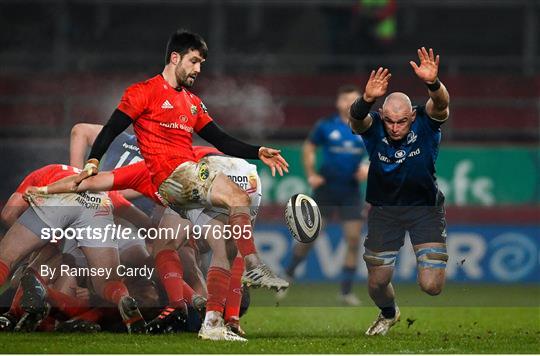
[
  {"left": 75, "top": 158, "right": 99, "bottom": 184},
  {"left": 410, "top": 47, "right": 439, "bottom": 83},
  {"left": 364, "top": 67, "right": 391, "bottom": 102},
  {"left": 259, "top": 147, "right": 289, "bottom": 177}
]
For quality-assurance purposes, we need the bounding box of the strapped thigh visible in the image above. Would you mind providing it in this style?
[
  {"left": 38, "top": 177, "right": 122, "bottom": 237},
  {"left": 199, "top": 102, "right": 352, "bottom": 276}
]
[
  {"left": 415, "top": 246, "right": 448, "bottom": 269},
  {"left": 363, "top": 249, "right": 398, "bottom": 267}
]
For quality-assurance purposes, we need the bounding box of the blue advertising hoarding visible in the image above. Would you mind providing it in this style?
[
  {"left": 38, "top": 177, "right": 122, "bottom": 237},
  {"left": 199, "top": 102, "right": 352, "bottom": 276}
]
[{"left": 254, "top": 224, "right": 540, "bottom": 283}]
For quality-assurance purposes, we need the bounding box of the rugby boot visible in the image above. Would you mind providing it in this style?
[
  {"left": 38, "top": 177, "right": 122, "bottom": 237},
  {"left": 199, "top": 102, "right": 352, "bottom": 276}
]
[
  {"left": 365, "top": 307, "right": 401, "bottom": 336},
  {"left": 225, "top": 316, "right": 246, "bottom": 337},
  {"left": 118, "top": 295, "right": 146, "bottom": 334},
  {"left": 14, "top": 270, "right": 49, "bottom": 331},
  {"left": 191, "top": 294, "right": 207, "bottom": 321},
  {"left": 198, "top": 316, "right": 247, "bottom": 342},
  {"left": 242, "top": 264, "right": 289, "bottom": 291},
  {"left": 0, "top": 312, "right": 17, "bottom": 331},
  {"left": 146, "top": 305, "right": 187, "bottom": 334},
  {"left": 338, "top": 292, "right": 362, "bottom": 306}
]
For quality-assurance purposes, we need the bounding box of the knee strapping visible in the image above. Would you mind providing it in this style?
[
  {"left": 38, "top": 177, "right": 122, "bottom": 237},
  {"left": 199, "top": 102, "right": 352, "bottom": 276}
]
[
  {"left": 416, "top": 246, "right": 448, "bottom": 269},
  {"left": 363, "top": 249, "right": 398, "bottom": 267}
]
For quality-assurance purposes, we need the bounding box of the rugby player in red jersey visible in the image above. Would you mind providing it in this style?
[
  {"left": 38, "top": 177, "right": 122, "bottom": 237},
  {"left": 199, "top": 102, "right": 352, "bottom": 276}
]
[
  {"left": 76, "top": 29, "right": 288, "bottom": 340},
  {"left": 29, "top": 145, "right": 278, "bottom": 340},
  {"left": 0, "top": 165, "right": 146, "bottom": 333}
]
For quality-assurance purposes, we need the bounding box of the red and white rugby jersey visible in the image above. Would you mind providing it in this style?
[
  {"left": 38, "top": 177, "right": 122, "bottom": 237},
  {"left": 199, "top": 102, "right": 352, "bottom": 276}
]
[
  {"left": 117, "top": 74, "right": 213, "bottom": 187},
  {"left": 15, "top": 164, "right": 81, "bottom": 194}
]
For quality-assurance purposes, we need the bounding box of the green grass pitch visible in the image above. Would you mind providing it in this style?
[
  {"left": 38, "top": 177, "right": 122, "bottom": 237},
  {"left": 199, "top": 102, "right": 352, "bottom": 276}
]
[{"left": 1, "top": 283, "right": 538, "bottom": 354}]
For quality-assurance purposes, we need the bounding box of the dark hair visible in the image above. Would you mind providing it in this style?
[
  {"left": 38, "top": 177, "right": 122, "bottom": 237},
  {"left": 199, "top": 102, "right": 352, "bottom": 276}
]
[
  {"left": 336, "top": 84, "right": 361, "bottom": 96},
  {"left": 165, "top": 29, "right": 208, "bottom": 65}
]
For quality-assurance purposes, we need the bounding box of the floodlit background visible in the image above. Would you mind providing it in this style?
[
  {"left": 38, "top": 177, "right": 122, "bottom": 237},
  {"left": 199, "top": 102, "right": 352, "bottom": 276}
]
[{"left": 0, "top": 0, "right": 538, "bottom": 295}]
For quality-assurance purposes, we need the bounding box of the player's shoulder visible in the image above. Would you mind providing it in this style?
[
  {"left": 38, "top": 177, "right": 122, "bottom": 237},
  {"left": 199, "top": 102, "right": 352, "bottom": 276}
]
[
  {"left": 314, "top": 115, "right": 338, "bottom": 129},
  {"left": 125, "top": 75, "right": 162, "bottom": 94},
  {"left": 182, "top": 87, "right": 203, "bottom": 103}
]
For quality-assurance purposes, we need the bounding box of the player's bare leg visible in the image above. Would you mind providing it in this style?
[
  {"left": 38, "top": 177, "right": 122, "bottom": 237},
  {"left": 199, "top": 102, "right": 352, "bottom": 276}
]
[
  {"left": 179, "top": 246, "right": 207, "bottom": 297},
  {"left": 0, "top": 223, "right": 49, "bottom": 282},
  {"left": 210, "top": 173, "right": 288, "bottom": 291},
  {"left": 364, "top": 250, "right": 400, "bottom": 336},
  {"left": 414, "top": 242, "right": 447, "bottom": 296},
  {"left": 82, "top": 246, "right": 146, "bottom": 333},
  {"left": 339, "top": 219, "right": 363, "bottom": 306},
  {"left": 0, "top": 221, "right": 49, "bottom": 331}
]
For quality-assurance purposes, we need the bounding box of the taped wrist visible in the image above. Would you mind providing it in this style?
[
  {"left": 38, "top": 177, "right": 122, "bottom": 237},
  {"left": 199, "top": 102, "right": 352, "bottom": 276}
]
[
  {"left": 350, "top": 97, "right": 375, "bottom": 121},
  {"left": 83, "top": 158, "right": 99, "bottom": 174},
  {"left": 425, "top": 78, "right": 441, "bottom": 92},
  {"left": 37, "top": 186, "right": 48, "bottom": 194}
]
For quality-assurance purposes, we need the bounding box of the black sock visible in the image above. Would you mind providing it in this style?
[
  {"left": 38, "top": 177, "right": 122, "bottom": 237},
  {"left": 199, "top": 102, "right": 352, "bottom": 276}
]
[
  {"left": 340, "top": 266, "right": 356, "bottom": 295},
  {"left": 285, "top": 254, "right": 305, "bottom": 278},
  {"left": 381, "top": 306, "right": 396, "bottom": 319}
]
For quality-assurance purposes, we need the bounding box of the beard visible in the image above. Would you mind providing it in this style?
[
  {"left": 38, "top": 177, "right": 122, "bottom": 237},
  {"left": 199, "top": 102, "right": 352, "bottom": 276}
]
[{"left": 176, "top": 68, "right": 195, "bottom": 88}]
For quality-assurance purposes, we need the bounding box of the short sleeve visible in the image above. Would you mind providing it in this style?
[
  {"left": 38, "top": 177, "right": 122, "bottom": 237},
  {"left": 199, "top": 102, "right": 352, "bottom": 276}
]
[
  {"left": 417, "top": 105, "right": 444, "bottom": 132},
  {"left": 308, "top": 120, "right": 326, "bottom": 145},
  {"left": 117, "top": 83, "right": 148, "bottom": 121},
  {"left": 193, "top": 99, "right": 214, "bottom": 132},
  {"left": 360, "top": 112, "right": 382, "bottom": 155},
  {"left": 15, "top": 171, "right": 41, "bottom": 194}
]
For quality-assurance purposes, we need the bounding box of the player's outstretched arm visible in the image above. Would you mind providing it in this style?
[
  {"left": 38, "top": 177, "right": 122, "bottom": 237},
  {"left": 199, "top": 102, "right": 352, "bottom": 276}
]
[
  {"left": 76, "top": 110, "right": 132, "bottom": 183},
  {"left": 409, "top": 47, "right": 450, "bottom": 121},
  {"left": 349, "top": 67, "right": 391, "bottom": 133},
  {"left": 197, "top": 121, "right": 289, "bottom": 176},
  {"left": 70, "top": 123, "right": 104, "bottom": 169},
  {"left": 26, "top": 172, "right": 115, "bottom": 197}
]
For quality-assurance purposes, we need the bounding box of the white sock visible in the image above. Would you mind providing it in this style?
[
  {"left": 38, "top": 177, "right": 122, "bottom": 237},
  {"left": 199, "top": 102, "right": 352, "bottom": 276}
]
[{"left": 204, "top": 311, "right": 222, "bottom": 327}]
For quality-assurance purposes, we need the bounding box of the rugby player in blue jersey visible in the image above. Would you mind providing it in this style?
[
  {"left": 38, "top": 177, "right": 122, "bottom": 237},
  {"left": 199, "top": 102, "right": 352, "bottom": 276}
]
[
  {"left": 349, "top": 47, "right": 450, "bottom": 335},
  {"left": 282, "top": 85, "right": 369, "bottom": 305}
]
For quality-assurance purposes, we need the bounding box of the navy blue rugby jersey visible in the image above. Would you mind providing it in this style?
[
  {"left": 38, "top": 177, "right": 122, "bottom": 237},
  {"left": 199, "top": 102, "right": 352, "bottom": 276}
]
[
  {"left": 100, "top": 132, "right": 155, "bottom": 215},
  {"left": 309, "top": 114, "right": 367, "bottom": 189},
  {"left": 360, "top": 105, "right": 444, "bottom": 206}
]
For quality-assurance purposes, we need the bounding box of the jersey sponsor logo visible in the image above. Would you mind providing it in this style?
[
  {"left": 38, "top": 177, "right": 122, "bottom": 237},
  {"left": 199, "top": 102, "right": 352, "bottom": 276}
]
[
  {"left": 190, "top": 105, "right": 198, "bottom": 115},
  {"left": 378, "top": 152, "right": 391, "bottom": 163},
  {"left": 179, "top": 115, "right": 188, "bottom": 123},
  {"left": 395, "top": 150, "right": 406, "bottom": 159},
  {"left": 408, "top": 148, "right": 421, "bottom": 157},
  {"left": 76, "top": 192, "right": 103, "bottom": 210},
  {"left": 329, "top": 130, "right": 341, "bottom": 141},
  {"left": 159, "top": 121, "right": 193, "bottom": 133},
  {"left": 161, "top": 100, "right": 174, "bottom": 109},
  {"left": 407, "top": 131, "right": 418, "bottom": 145},
  {"left": 198, "top": 162, "right": 209, "bottom": 181}
]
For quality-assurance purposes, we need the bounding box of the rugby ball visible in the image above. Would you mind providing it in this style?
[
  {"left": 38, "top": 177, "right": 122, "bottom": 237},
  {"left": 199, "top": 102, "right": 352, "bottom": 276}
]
[{"left": 285, "top": 194, "right": 322, "bottom": 243}]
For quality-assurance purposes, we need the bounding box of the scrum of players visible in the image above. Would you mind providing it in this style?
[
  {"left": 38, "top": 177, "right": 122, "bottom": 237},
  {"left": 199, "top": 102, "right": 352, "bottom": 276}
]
[{"left": 0, "top": 122, "right": 287, "bottom": 342}]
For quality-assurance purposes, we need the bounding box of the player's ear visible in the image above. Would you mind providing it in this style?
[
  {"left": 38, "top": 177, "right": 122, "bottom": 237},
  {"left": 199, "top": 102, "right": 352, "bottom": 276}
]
[
  {"left": 411, "top": 109, "right": 417, "bottom": 122},
  {"left": 170, "top": 52, "right": 180, "bottom": 65}
]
